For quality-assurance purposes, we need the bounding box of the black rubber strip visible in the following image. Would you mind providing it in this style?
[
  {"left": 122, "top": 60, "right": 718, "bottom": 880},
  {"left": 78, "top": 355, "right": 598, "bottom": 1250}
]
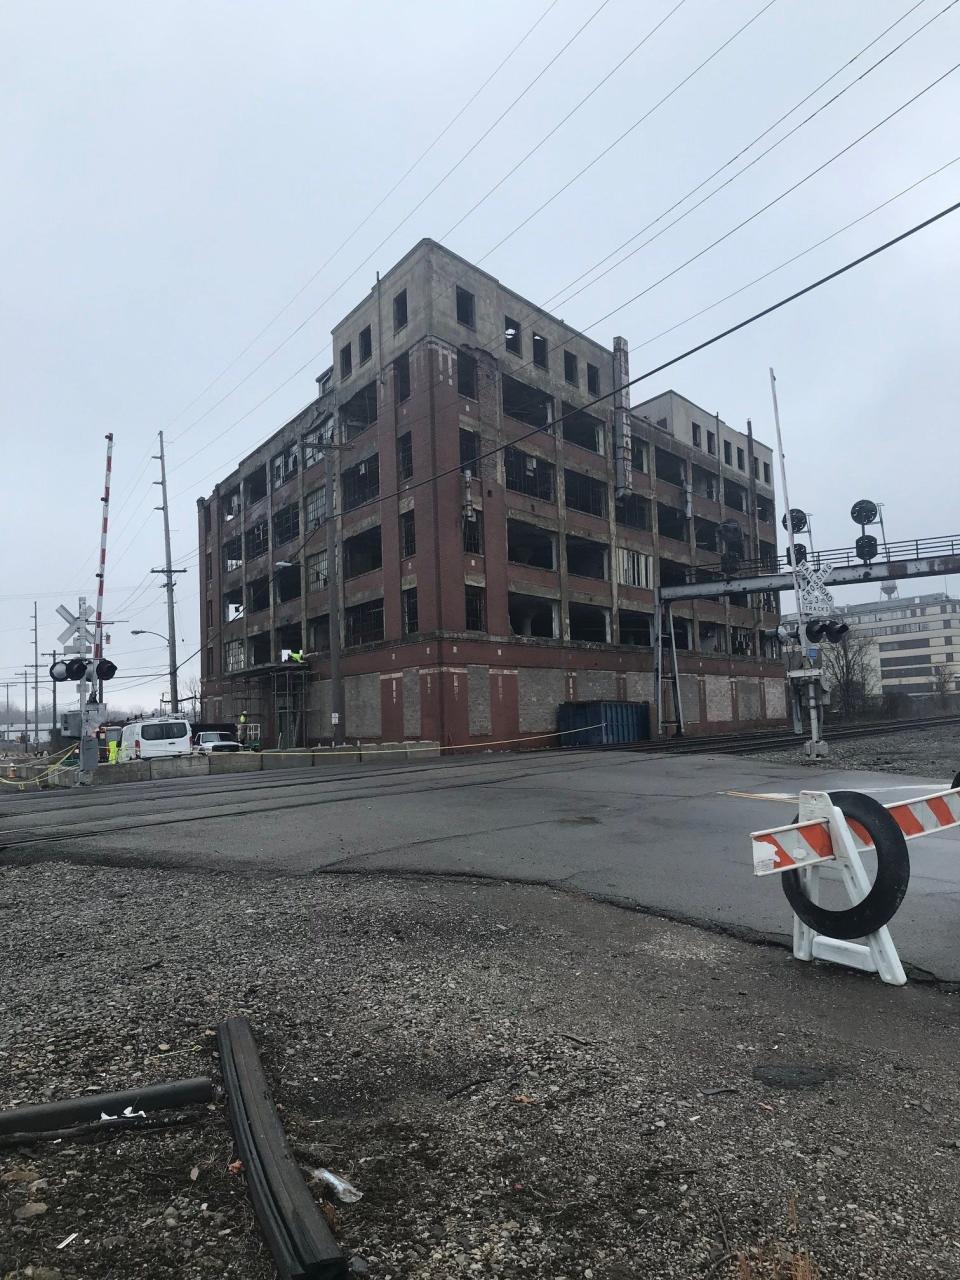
[
  {"left": 781, "top": 790, "right": 910, "bottom": 939},
  {"left": 0, "top": 1077, "right": 213, "bottom": 1136},
  {"left": 217, "top": 1017, "right": 348, "bottom": 1279}
]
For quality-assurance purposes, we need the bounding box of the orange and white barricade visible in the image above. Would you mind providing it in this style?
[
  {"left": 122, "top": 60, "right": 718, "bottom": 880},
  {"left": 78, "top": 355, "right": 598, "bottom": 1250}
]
[{"left": 751, "top": 783, "right": 960, "bottom": 986}]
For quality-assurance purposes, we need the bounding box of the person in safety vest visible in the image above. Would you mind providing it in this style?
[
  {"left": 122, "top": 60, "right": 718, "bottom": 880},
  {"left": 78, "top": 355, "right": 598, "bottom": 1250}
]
[
  {"left": 289, "top": 650, "right": 305, "bottom": 663},
  {"left": 108, "top": 739, "right": 119, "bottom": 765}
]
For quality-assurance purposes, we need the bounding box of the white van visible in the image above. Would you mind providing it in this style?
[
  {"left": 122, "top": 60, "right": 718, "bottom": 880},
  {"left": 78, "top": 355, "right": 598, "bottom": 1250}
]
[{"left": 118, "top": 718, "right": 192, "bottom": 761}]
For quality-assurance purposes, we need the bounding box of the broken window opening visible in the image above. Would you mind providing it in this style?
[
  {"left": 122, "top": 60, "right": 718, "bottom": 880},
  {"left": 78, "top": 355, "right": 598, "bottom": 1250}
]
[
  {"left": 618, "top": 547, "right": 652, "bottom": 589},
  {"left": 306, "top": 550, "right": 328, "bottom": 592},
  {"left": 566, "top": 533, "right": 608, "bottom": 581},
  {"left": 272, "top": 503, "right": 299, "bottom": 546},
  {"left": 655, "top": 447, "right": 686, "bottom": 488},
  {"left": 568, "top": 602, "right": 609, "bottom": 644},
  {"left": 723, "top": 479, "right": 747, "bottom": 513},
  {"left": 402, "top": 587, "right": 419, "bottom": 636},
  {"left": 564, "top": 469, "right": 606, "bottom": 519},
  {"left": 247, "top": 577, "right": 270, "bottom": 614},
  {"left": 737, "top": 447, "right": 745, "bottom": 471},
  {"left": 397, "top": 432, "right": 413, "bottom": 482},
  {"left": 222, "top": 586, "right": 244, "bottom": 624},
  {"left": 759, "top": 540, "right": 778, "bottom": 572},
  {"left": 563, "top": 350, "right": 578, "bottom": 386},
  {"left": 532, "top": 332, "right": 548, "bottom": 369},
  {"left": 723, "top": 440, "right": 733, "bottom": 466},
  {"left": 394, "top": 351, "right": 410, "bottom": 403},
  {"left": 248, "top": 633, "right": 270, "bottom": 666},
  {"left": 698, "top": 620, "right": 727, "bottom": 655},
  {"left": 756, "top": 495, "right": 774, "bottom": 524},
  {"left": 671, "top": 617, "right": 691, "bottom": 651},
  {"left": 561, "top": 402, "right": 603, "bottom": 453},
  {"left": 342, "top": 526, "right": 383, "bottom": 580},
  {"left": 659, "top": 558, "right": 690, "bottom": 588},
  {"left": 616, "top": 493, "right": 650, "bottom": 531},
  {"left": 619, "top": 609, "right": 652, "bottom": 647},
  {"left": 305, "top": 487, "right": 326, "bottom": 528},
  {"left": 245, "top": 520, "right": 268, "bottom": 560},
  {"left": 400, "top": 509, "right": 416, "bottom": 559},
  {"left": 707, "top": 429, "right": 716, "bottom": 457},
  {"left": 344, "top": 598, "right": 384, "bottom": 647},
  {"left": 271, "top": 444, "right": 299, "bottom": 491},
  {"left": 359, "top": 324, "right": 372, "bottom": 365},
  {"left": 342, "top": 453, "right": 380, "bottom": 512},
  {"left": 692, "top": 422, "right": 702, "bottom": 448},
  {"left": 504, "top": 315, "right": 522, "bottom": 355},
  {"left": 274, "top": 562, "right": 302, "bottom": 605},
  {"left": 509, "top": 592, "right": 556, "bottom": 639},
  {"left": 462, "top": 508, "right": 484, "bottom": 555},
  {"left": 630, "top": 436, "right": 647, "bottom": 472},
  {"left": 303, "top": 418, "right": 332, "bottom": 469},
  {"left": 456, "top": 285, "right": 476, "bottom": 328},
  {"left": 222, "top": 487, "right": 241, "bottom": 521},
  {"left": 244, "top": 466, "right": 268, "bottom": 505},
  {"left": 502, "top": 373, "right": 551, "bottom": 429},
  {"left": 694, "top": 517, "right": 719, "bottom": 553},
  {"left": 393, "top": 289, "right": 408, "bottom": 332},
  {"left": 222, "top": 536, "right": 242, "bottom": 574},
  {"left": 308, "top": 615, "right": 330, "bottom": 654},
  {"left": 464, "top": 584, "right": 486, "bottom": 632},
  {"left": 507, "top": 519, "right": 555, "bottom": 570},
  {"left": 505, "top": 447, "right": 554, "bottom": 502},
  {"left": 731, "top": 625, "right": 756, "bottom": 657},
  {"left": 691, "top": 464, "right": 718, "bottom": 502},
  {"left": 459, "top": 428, "right": 480, "bottom": 474},
  {"left": 458, "top": 349, "right": 478, "bottom": 400},
  {"left": 341, "top": 381, "right": 378, "bottom": 441},
  {"left": 224, "top": 639, "right": 245, "bottom": 673},
  {"left": 276, "top": 621, "right": 302, "bottom": 657},
  {"left": 339, "top": 342, "right": 352, "bottom": 380},
  {"left": 587, "top": 362, "right": 600, "bottom": 396},
  {"left": 763, "top": 460, "right": 772, "bottom": 485}
]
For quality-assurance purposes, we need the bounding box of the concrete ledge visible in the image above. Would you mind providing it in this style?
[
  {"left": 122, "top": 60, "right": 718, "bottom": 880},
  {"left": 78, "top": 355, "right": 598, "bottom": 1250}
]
[
  {"left": 209, "top": 752, "right": 263, "bottom": 775},
  {"left": 359, "top": 741, "right": 404, "bottom": 762},
  {"left": 93, "top": 761, "right": 151, "bottom": 785},
  {"left": 48, "top": 766, "right": 80, "bottom": 789},
  {"left": 403, "top": 740, "right": 441, "bottom": 760},
  {"left": 261, "top": 750, "right": 315, "bottom": 770},
  {"left": 311, "top": 747, "right": 360, "bottom": 766},
  {"left": 150, "top": 756, "right": 210, "bottom": 780}
]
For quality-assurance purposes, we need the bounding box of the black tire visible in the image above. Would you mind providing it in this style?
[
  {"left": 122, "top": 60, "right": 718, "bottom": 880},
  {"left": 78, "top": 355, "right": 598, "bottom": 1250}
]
[{"left": 781, "top": 790, "right": 910, "bottom": 939}]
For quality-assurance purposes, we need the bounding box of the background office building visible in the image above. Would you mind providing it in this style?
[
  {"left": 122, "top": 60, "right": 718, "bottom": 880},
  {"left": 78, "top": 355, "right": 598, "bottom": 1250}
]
[{"left": 198, "top": 240, "right": 784, "bottom": 747}]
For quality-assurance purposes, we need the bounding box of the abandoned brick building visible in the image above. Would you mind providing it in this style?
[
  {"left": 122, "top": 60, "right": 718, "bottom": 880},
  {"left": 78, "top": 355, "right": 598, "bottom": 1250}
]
[{"left": 198, "top": 239, "right": 785, "bottom": 747}]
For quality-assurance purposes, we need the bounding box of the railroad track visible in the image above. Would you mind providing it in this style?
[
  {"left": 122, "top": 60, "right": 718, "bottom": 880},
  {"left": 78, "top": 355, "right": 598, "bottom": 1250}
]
[{"left": 624, "top": 713, "right": 960, "bottom": 756}]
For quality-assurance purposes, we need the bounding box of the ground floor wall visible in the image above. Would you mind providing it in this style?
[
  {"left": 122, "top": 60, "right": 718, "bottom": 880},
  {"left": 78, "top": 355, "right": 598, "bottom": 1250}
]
[{"left": 203, "top": 637, "right": 787, "bottom": 748}]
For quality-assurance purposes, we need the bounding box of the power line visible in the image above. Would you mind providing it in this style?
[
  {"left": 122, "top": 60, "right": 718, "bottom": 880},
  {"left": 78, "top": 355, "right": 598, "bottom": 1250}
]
[
  {"left": 439, "top": 0, "right": 692, "bottom": 239},
  {"left": 161, "top": 0, "right": 562, "bottom": 443},
  {"left": 476, "top": 0, "right": 782, "bottom": 263},
  {"left": 583, "top": 58, "right": 960, "bottom": 333},
  {"left": 164, "top": 0, "right": 614, "bottom": 454},
  {"left": 545, "top": 0, "right": 960, "bottom": 312}
]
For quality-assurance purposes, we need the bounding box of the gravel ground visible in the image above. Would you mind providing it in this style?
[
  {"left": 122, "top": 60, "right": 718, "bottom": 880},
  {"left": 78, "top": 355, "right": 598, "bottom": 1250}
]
[
  {"left": 2, "top": 863, "right": 960, "bottom": 1280},
  {"left": 746, "top": 724, "right": 960, "bottom": 777}
]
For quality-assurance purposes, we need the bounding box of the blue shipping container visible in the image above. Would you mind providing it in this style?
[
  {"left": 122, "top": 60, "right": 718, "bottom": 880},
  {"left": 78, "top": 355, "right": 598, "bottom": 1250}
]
[{"left": 557, "top": 700, "right": 651, "bottom": 747}]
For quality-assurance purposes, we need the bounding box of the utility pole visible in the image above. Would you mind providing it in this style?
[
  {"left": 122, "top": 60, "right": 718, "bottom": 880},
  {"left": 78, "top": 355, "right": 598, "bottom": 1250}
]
[
  {"left": 4, "top": 683, "right": 9, "bottom": 742},
  {"left": 152, "top": 431, "right": 185, "bottom": 714},
  {"left": 31, "top": 602, "right": 39, "bottom": 748},
  {"left": 326, "top": 417, "right": 345, "bottom": 746},
  {"left": 42, "top": 650, "right": 58, "bottom": 740},
  {"left": 16, "top": 670, "right": 28, "bottom": 750}
]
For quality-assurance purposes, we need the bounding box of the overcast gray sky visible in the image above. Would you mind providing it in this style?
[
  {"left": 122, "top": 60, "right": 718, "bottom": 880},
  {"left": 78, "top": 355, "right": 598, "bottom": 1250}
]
[{"left": 2, "top": 0, "right": 958, "bottom": 716}]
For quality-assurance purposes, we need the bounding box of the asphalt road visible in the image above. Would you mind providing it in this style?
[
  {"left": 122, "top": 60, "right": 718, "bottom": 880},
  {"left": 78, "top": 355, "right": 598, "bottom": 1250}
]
[{"left": 2, "top": 749, "right": 958, "bottom": 979}]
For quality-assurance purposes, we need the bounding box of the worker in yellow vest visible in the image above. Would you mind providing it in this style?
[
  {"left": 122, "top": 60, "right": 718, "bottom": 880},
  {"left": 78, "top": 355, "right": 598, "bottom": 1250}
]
[{"left": 107, "top": 739, "right": 119, "bottom": 765}]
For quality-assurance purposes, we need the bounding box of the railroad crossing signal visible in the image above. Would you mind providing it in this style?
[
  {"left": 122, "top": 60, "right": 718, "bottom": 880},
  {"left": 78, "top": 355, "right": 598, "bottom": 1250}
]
[
  {"left": 56, "top": 602, "right": 94, "bottom": 654},
  {"left": 49, "top": 658, "right": 117, "bottom": 683}
]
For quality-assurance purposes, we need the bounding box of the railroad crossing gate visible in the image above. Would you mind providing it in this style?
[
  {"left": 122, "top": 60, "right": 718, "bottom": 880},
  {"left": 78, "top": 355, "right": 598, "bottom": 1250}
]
[{"left": 751, "top": 784, "right": 960, "bottom": 985}]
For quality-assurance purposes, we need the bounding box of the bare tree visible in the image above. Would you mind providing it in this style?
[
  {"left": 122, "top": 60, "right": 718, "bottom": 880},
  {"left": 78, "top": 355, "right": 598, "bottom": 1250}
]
[
  {"left": 933, "top": 664, "right": 954, "bottom": 708},
  {"left": 821, "top": 633, "right": 878, "bottom": 721}
]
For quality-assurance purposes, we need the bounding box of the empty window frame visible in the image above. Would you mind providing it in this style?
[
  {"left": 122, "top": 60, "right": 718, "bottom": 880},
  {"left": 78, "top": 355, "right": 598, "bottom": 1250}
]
[
  {"left": 731, "top": 625, "right": 755, "bottom": 657},
  {"left": 505, "top": 446, "right": 554, "bottom": 501},
  {"left": 672, "top": 617, "right": 691, "bottom": 651},
  {"left": 502, "top": 373, "right": 551, "bottom": 429},
  {"left": 344, "top": 598, "right": 384, "bottom": 647},
  {"left": 224, "top": 639, "right": 245, "bottom": 673},
  {"left": 206, "top": 598, "right": 213, "bottom": 628},
  {"left": 504, "top": 315, "right": 522, "bottom": 355},
  {"left": 342, "top": 526, "right": 383, "bottom": 580},
  {"left": 737, "top": 446, "right": 745, "bottom": 471},
  {"left": 342, "top": 453, "right": 380, "bottom": 511},
  {"left": 630, "top": 435, "right": 647, "bottom": 472},
  {"left": 359, "top": 324, "right": 373, "bottom": 364},
  {"left": 458, "top": 349, "right": 478, "bottom": 399},
  {"left": 397, "top": 432, "right": 413, "bottom": 482},
  {"left": 222, "top": 586, "right": 244, "bottom": 624},
  {"left": 507, "top": 519, "right": 554, "bottom": 570},
  {"left": 618, "top": 547, "right": 652, "bottom": 588},
  {"left": 306, "top": 550, "right": 328, "bottom": 591},
  {"left": 692, "top": 422, "right": 702, "bottom": 448},
  {"left": 752, "top": 456, "right": 760, "bottom": 479},
  {"left": 247, "top": 576, "right": 270, "bottom": 613},
  {"left": 657, "top": 502, "right": 688, "bottom": 542},
  {"left": 532, "top": 332, "right": 548, "bottom": 369},
  {"left": 707, "top": 429, "right": 716, "bottom": 457},
  {"left": 400, "top": 509, "right": 416, "bottom": 558},
  {"left": 245, "top": 466, "right": 268, "bottom": 504},
  {"left": 723, "top": 479, "right": 747, "bottom": 513},
  {"left": 341, "top": 381, "right": 378, "bottom": 440},
  {"left": 564, "top": 468, "right": 606, "bottom": 518},
  {"left": 272, "top": 503, "right": 299, "bottom": 545},
  {"left": 393, "top": 288, "right": 408, "bottom": 332},
  {"left": 222, "top": 536, "right": 242, "bottom": 573},
  {"left": 723, "top": 440, "right": 733, "bottom": 466},
  {"left": 561, "top": 402, "right": 603, "bottom": 453},
  {"left": 659, "top": 558, "right": 690, "bottom": 588},
  {"left": 698, "top": 620, "right": 728, "bottom": 654},
  {"left": 691, "top": 465, "right": 718, "bottom": 502},
  {"left": 308, "top": 615, "right": 330, "bottom": 653},
  {"left": 462, "top": 508, "right": 483, "bottom": 554},
  {"left": 694, "top": 516, "right": 719, "bottom": 552},
  {"left": 655, "top": 447, "right": 686, "bottom": 487},
  {"left": 763, "top": 460, "right": 772, "bottom": 484},
  {"left": 587, "top": 362, "right": 600, "bottom": 396},
  {"left": 245, "top": 519, "right": 268, "bottom": 560},
  {"left": 568, "top": 602, "right": 609, "bottom": 643},
  {"left": 206, "top": 646, "right": 214, "bottom": 676},
  {"left": 464, "top": 584, "right": 486, "bottom": 632},
  {"left": 340, "top": 342, "right": 352, "bottom": 379},
  {"left": 303, "top": 418, "right": 332, "bottom": 468},
  {"left": 305, "top": 487, "right": 326, "bottom": 528},
  {"left": 271, "top": 444, "right": 299, "bottom": 490},
  {"left": 509, "top": 592, "right": 556, "bottom": 638},
  {"left": 456, "top": 285, "right": 475, "bottom": 328},
  {"left": 619, "top": 609, "right": 651, "bottom": 647},
  {"left": 276, "top": 621, "right": 302, "bottom": 655},
  {"left": 615, "top": 492, "right": 649, "bottom": 529},
  {"left": 248, "top": 632, "right": 271, "bottom": 665},
  {"left": 394, "top": 351, "right": 411, "bottom": 403},
  {"left": 459, "top": 427, "right": 480, "bottom": 475},
  {"left": 566, "top": 534, "right": 608, "bottom": 580},
  {"left": 402, "top": 587, "right": 419, "bottom": 636},
  {"left": 222, "top": 487, "right": 241, "bottom": 521},
  {"left": 205, "top": 551, "right": 212, "bottom": 581},
  {"left": 274, "top": 562, "right": 302, "bottom": 604},
  {"left": 563, "top": 350, "right": 578, "bottom": 386}
]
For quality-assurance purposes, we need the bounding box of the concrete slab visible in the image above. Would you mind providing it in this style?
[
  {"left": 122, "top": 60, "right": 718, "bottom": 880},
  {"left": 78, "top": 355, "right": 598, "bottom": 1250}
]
[
  {"left": 312, "top": 747, "right": 361, "bottom": 765},
  {"left": 403, "top": 740, "right": 441, "bottom": 760},
  {"left": 150, "top": 756, "right": 209, "bottom": 780},
  {"left": 208, "top": 752, "right": 262, "bottom": 775},
  {"left": 93, "top": 761, "right": 150, "bottom": 785},
  {"left": 261, "top": 751, "right": 314, "bottom": 771}
]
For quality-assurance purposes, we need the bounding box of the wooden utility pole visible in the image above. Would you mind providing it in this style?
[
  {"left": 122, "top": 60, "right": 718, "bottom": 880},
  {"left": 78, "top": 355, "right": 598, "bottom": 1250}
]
[{"left": 152, "top": 431, "right": 186, "bottom": 713}]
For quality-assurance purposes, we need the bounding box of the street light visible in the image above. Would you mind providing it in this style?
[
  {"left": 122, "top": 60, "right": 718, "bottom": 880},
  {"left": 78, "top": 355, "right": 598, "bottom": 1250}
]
[{"left": 131, "top": 629, "right": 168, "bottom": 642}]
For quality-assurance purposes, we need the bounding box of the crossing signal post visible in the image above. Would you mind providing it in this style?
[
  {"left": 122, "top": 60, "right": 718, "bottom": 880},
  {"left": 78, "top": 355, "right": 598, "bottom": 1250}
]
[{"left": 54, "top": 596, "right": 118, "bottom": 783}]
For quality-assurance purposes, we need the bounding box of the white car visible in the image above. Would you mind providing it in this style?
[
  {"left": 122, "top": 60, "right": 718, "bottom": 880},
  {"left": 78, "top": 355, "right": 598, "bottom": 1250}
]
[{"left": 193, "top": 731, "right": 242, "bottom": 755}]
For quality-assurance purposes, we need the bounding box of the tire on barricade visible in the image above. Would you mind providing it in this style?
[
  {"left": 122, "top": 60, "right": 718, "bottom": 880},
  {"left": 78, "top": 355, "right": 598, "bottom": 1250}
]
[{"left": 781, "top": 790, "right": 910, "bottom": 940}]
